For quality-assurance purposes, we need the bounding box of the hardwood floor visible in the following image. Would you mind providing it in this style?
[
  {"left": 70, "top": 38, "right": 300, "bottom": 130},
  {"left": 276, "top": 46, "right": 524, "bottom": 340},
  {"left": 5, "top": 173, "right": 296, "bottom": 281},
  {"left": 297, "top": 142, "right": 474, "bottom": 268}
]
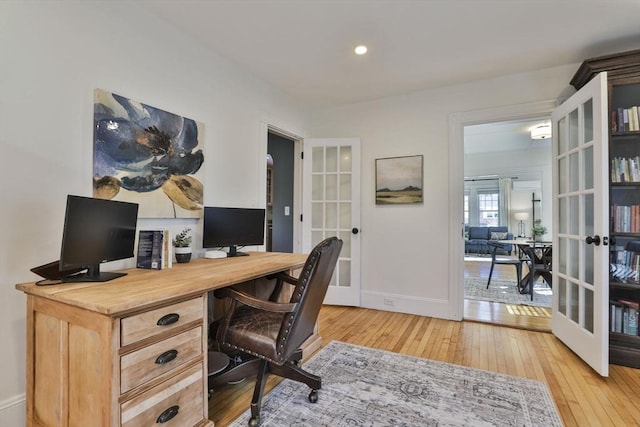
[
  {"left": 209, "top": 259, "right": 637, "bottom": 426},
  {"left": 464, "top": 257, "right": 552, "bottom": 331},
  {"left": 209, "top": 305, "right": 640, "bottom": 426}
]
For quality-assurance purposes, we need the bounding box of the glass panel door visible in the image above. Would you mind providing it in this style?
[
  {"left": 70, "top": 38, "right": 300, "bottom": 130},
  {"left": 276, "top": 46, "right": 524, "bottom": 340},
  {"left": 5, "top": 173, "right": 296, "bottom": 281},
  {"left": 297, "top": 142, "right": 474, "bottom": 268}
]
[
  {"left": 303, "top": 138, "right": 361, "bottom": 306},
  {"left": 552, "top": 72, "right": 609, "bottom": 376}
]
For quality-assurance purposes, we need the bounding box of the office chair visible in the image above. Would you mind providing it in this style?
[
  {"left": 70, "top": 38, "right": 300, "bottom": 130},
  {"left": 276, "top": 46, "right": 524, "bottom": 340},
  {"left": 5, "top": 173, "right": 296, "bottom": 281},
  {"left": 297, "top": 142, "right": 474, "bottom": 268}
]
[{"left": 212, "top": 237, "right": 342, "bottom": 426}]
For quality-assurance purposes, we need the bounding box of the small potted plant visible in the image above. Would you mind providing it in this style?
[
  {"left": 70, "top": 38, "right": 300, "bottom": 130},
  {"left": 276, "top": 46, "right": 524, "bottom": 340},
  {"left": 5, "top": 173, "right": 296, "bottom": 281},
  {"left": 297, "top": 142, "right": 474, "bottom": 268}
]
[
  {"left": 173, "top": 227, "right": 192, "bottom": 263},
  {"left": 531, "top": 223, "right": 547, "bottom": 241}
]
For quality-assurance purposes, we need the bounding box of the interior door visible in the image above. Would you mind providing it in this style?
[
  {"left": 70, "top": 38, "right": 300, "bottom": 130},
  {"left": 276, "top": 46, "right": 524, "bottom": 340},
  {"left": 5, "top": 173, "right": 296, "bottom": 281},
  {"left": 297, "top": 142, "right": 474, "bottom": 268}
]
[
  {"left": 302, "top": 138, "right": 361, "bottom": 306},
  {"left": 551, "top": 72, "right": 609, "bottom": 376}
]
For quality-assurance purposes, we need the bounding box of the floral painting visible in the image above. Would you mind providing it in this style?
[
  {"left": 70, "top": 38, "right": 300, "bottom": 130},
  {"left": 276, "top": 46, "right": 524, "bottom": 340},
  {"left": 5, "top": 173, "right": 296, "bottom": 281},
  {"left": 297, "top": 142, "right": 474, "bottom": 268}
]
[
  {"left": 375, "top": 155, "right": 423, "bottom": 205},
  {"left": 93, "top": 89, "right": 204, "bottom": 218}
]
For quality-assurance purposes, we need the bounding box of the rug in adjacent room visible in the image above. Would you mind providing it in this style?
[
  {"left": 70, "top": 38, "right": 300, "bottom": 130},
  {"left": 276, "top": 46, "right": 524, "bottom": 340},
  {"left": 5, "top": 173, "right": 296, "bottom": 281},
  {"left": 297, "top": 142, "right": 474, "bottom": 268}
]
[
  {"left": 465, "top": 277, "right": 552, "bottom": 307},
  {"left": 229, "top": 341, "right": 563, "bottom": 427}
]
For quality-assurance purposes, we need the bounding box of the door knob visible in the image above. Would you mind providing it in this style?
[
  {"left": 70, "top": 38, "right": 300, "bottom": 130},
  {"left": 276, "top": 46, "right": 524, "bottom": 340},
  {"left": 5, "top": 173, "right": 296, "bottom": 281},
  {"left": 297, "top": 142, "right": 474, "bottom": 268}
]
[
  {"left": 352, "top": 228, "right": 359, "bottom": 235},
  {"left": 585, "top": 235, "right": 601, "bottom": 245}
]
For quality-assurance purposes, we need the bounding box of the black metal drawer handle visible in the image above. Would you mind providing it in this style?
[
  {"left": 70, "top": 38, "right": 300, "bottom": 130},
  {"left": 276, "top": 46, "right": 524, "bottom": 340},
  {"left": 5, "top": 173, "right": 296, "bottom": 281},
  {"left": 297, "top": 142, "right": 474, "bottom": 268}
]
[
  {"left": 156, "top": 313, "right": 180, "bottom": 326},
  {"left": 156, "top": 405, "right": 179, "bottom": 424},
  {"left": 155, "top": 349, "right": 178, "bottom": 365}
]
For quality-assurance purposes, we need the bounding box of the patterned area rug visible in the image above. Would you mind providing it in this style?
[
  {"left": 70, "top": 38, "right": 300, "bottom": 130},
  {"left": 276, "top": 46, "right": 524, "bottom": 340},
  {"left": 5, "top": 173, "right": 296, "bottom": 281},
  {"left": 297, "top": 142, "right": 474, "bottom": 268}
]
[
  {"left": 465, "top": 277, "right": 552, "bottom": 308},
  {"left": 229, "top": 341, "right": 563, "bottom": 427}
]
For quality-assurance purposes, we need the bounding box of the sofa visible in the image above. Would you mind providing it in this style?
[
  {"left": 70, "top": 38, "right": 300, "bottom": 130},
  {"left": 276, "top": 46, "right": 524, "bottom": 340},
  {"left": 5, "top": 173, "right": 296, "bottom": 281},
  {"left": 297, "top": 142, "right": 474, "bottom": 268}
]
[{"left": 464, "top": 226, "right": 513, "bottom": 255}]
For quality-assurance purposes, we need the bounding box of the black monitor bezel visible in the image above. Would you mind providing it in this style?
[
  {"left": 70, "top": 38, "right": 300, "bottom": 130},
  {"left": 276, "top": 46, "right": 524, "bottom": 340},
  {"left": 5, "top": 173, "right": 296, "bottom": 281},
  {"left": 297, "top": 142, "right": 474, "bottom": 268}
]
[
  {"left": 59, "top": 195, "right": 139, "bottom": 282},
  {"left": 202, "top": 206, "right": 266, "bottom": 256}
]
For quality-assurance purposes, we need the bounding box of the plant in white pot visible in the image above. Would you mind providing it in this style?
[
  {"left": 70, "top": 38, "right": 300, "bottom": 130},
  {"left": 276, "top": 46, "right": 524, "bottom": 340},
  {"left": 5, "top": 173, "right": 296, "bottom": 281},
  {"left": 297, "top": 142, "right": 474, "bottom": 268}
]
[
  {"left": 173, "top": 227, "right": 192, "bottom": 263},
  {"left": 531, "top": 223, "right": 547, "bottom": 242}
]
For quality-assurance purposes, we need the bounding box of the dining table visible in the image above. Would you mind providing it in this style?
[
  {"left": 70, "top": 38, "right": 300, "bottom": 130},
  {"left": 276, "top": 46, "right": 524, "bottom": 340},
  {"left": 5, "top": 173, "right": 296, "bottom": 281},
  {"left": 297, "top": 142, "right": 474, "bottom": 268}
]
[{"left": 500, "top": 239, "right": 553, "bottom": 295}]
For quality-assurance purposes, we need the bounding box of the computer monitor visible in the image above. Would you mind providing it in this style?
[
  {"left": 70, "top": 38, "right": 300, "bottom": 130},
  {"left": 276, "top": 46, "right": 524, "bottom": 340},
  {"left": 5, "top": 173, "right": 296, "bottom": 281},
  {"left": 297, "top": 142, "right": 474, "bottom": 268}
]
[
  {"left": 203, "top": 207, "right": 265, "bottom": 257},
  {"left": 60, "top": 195, "right": 139, "bottom": 282}
]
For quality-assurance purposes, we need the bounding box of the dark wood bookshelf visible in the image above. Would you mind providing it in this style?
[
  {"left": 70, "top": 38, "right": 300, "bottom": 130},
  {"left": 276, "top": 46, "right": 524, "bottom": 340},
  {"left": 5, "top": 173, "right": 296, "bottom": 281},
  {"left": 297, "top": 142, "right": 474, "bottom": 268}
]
[{"left": 574, "top": 49, "right": 640, "bottom": 369}]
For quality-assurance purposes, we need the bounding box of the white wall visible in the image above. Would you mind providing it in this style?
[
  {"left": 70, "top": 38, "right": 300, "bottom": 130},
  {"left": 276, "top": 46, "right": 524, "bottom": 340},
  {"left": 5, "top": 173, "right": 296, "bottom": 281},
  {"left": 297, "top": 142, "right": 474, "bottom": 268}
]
[
  {"left": 465, "top": 146, "right": 553, "bottom": 238},
  {"left": 0, "top": 2, "right": 310, "bottom": 425},
  {"left": 310, "top": 64, "right": 577, "bottom": 318}
]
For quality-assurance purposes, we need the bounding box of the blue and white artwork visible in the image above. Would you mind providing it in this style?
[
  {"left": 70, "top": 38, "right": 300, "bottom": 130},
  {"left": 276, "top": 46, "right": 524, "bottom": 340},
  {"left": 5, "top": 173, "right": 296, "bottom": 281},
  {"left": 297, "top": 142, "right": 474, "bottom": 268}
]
[{"left": 93, "top": 89, "right": 204, "bottom": 218}]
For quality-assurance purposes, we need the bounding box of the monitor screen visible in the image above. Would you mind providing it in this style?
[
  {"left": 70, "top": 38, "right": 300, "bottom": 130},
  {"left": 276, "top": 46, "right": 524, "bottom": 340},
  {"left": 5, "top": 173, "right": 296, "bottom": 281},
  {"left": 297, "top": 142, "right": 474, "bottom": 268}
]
[
  {"left": 203, "top": 207, "right": 265, "bottom": 257},
  {"left": 60, "top": 195, "right": 139, "bottom": 282}
]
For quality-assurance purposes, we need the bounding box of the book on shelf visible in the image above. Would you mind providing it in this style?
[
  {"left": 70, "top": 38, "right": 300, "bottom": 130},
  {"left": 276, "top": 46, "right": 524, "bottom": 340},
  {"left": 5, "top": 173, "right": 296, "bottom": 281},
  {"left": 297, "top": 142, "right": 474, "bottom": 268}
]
[
  {"left": 610, "top": 299, "right": 639, "bottom": 336},
  {"left": 137, "top": 229, "right": 173, "bottom": 270},
  {"left": 620, "top": 299, "right": 639, "bottom": 336},
  {"left": 611, "top": 301, "right": 624, "bottom": 333},
  {"left": 617, "top": 107, "right": 624, "bottom": 133}
]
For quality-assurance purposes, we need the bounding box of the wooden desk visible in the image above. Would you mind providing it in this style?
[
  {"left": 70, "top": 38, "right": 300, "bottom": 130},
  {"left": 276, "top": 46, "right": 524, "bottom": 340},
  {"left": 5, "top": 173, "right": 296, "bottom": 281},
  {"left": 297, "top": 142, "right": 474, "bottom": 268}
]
[{"left": 15, "top": 252, "right": 307, "bottom": 427}]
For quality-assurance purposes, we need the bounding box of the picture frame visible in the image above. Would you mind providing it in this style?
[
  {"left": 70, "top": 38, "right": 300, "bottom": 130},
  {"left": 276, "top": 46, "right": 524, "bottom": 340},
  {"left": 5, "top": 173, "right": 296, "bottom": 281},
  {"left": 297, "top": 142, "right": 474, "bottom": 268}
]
[{"left": 375, "top": 155, "right": 423, "bottom": 205}]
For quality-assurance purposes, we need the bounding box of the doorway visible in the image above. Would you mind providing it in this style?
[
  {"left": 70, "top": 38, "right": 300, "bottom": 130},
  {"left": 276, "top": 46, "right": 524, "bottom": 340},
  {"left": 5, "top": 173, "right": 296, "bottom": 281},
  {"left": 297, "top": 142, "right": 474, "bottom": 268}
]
[
  {"left": 266, "top": 132, "right": 295, "bottom": 253},
  {"left": 463, "top": 118, "right": 553, "bottom": 330},
  {"left": 449, "top": 101, "right": 557, "bottom": 329}
]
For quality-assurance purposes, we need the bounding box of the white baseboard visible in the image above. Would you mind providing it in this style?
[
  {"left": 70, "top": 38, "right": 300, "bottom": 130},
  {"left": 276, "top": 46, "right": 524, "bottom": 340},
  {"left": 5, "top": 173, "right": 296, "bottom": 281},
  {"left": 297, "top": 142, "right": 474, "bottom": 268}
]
[
  {"left": 361, "top": 290, "right": 453, "bottom": 320},
  {"left": 0, "top": 393, "right": 25, "bottom": 427}
]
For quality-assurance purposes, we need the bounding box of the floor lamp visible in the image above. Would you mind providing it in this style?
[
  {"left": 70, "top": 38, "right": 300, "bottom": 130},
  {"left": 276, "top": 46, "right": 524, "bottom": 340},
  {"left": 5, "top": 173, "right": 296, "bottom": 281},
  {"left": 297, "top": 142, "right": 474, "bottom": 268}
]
[{"left": 514, "top": 212, "right": 529, "bottom": 238}]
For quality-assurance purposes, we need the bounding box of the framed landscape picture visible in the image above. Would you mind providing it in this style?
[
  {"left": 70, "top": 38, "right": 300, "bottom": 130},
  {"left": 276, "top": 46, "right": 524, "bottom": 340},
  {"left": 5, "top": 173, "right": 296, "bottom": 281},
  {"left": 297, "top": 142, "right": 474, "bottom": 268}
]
[{"left": 375, "top": 155, "right": 423, "bottom": 205}]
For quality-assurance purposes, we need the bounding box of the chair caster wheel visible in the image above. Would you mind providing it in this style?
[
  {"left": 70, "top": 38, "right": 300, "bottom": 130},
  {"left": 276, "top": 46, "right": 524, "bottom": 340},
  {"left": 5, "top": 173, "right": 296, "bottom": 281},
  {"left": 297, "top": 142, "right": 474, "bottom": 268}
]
[
  {"left": 308, "top": 389, "right": 318, "bottom": 403},
  {"left": 248, "top": 416, "right": 260, "bottom": 426}
]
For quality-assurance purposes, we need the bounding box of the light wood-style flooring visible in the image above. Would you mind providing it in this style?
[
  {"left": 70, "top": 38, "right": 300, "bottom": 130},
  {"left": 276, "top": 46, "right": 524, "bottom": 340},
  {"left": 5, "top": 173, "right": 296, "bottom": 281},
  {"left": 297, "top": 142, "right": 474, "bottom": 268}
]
[
  {"left": 209, "top": 259, "right": 638, "bottom": 426},
  {"left": 209, "top": 309, "right": 640, "bottom": 426},
  {"left": 464, "top": 257, "right": 552, "bottom": 331}
]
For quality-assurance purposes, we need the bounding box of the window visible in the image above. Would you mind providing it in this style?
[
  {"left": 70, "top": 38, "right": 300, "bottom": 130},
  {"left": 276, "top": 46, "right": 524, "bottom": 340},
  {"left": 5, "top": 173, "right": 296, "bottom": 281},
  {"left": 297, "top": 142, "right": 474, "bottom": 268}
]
[
  {"left": 464, "top": 194, "right": 469, "bottom": 225},
  {"left": 478, "top": 192, "right": 499, "bottom": 226}
]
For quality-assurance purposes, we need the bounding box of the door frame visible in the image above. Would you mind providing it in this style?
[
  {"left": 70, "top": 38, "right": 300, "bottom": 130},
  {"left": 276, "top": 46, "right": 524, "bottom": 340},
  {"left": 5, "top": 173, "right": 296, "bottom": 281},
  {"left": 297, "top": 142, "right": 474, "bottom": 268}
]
[
  {"left": 448, "top": 99, "right": 559, "bottom": 320},
  {"left": 259, "top": 117, "right": 305, "bottom": 254}
]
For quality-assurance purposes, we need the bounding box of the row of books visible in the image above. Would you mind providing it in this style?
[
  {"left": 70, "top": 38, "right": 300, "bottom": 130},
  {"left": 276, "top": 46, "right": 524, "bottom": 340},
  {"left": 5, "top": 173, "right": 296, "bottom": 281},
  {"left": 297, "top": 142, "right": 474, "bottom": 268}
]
[
  {"left": 611, "top": 156, "right": 640, "bottom": 183},
  {"left": 612, "top": 106, "right": 640, "bottom": 133},
  {"left": 610, "top": 260, "right": 640, "bottom": 284},
  {"left": 137, "top": 229, "right": 173, "bottom": 270},
  {"left": 611, "top": 205, "right": 640, "bottom": 233},
  {"left": 610, "top": 299, "right": 639, "bottom": 336}
]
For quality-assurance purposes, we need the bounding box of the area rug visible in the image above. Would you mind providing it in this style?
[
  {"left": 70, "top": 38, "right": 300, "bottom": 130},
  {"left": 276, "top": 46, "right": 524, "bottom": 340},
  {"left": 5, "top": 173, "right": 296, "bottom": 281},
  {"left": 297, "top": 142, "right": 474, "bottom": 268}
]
[
  {"left": 229, "top": 341, "right": 563, "bottom": 427},
  {"left": 465, "top": 277, "right": 552, "bottom": 308}
]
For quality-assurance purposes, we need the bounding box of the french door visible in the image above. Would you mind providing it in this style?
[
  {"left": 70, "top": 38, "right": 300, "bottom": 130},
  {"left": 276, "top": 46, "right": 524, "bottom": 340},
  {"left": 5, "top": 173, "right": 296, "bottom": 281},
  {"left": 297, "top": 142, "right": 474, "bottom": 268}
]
[
  {"left": 551, "top": 72, "right": 609, "bottom": 376},
  {"left": 302, "top": 138, "right": 361, "bottom": 306}
]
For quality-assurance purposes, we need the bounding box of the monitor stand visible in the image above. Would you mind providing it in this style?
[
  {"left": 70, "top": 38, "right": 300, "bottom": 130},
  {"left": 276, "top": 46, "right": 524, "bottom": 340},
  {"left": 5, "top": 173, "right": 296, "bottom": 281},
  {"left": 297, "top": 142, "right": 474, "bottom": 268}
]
[
  {"left": 62, "top": 265, "right": 127, "bottom": 283},
  {"left": 227, "top": 245, "right": 249, "bottom": 257}
]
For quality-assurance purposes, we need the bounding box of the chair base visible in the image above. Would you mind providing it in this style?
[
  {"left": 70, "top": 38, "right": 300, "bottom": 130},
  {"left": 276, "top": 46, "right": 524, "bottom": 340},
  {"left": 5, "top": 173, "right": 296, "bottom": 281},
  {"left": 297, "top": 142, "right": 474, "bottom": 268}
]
[{"left": 207, "top": 348, "right": 320, "bottom": 426}]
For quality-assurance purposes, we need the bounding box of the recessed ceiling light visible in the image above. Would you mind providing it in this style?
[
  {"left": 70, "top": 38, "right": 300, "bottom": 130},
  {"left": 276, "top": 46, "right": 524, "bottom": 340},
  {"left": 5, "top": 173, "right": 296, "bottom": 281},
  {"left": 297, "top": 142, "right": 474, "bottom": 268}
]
[{"left": 354, "top": 45, "right": 368, "bottom": 55}]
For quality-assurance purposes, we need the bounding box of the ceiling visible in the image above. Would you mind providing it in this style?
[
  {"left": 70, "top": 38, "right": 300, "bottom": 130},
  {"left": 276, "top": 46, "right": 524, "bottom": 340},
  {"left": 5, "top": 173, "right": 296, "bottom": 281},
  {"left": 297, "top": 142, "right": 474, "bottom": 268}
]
[
  {"left": 141, "top": 0, "right": 640, "bottom": 109},
  {"left": 464, "top": 117, "right": 552, "bottom": 154}
]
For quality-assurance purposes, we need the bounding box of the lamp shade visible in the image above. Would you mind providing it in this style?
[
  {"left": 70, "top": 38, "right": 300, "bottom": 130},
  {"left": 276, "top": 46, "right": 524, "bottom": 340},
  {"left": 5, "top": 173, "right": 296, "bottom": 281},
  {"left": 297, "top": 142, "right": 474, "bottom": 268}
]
[{"left": 514, "top": 212, "right": 529, "bottom": 221}]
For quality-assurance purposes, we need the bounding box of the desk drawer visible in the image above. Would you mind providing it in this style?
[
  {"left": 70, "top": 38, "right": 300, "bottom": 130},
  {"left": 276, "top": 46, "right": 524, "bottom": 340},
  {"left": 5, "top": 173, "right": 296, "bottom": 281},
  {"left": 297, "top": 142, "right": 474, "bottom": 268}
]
[
  {"left": 121, "top": 297, "right": 204, "bottom": 346},
  {"left": 121, "top": 326, "right": 203, "bottom": 393},
  {"left": 121, "top": 362, "right": 205, "bottom": 427}
]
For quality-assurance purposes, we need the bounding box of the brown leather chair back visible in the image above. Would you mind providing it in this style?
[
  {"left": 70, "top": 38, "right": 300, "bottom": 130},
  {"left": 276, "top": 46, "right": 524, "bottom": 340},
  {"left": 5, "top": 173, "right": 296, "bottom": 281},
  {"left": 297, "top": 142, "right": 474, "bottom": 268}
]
[{"left": 275, "top": 237, "right": 342, "bottom": 362}]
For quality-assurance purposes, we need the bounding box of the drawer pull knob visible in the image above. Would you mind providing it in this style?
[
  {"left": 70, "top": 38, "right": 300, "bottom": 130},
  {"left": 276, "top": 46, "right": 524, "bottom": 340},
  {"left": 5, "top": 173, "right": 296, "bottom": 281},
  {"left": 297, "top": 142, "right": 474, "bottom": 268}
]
[
  {"left": 157, "top": 313, "right": 180, "bottom": 326},
  {"left": 156, "top": 405, "right": 179, "bottom": 424},
  {"left": 155, "top": 349, "right": 178, "bottom": 365}
]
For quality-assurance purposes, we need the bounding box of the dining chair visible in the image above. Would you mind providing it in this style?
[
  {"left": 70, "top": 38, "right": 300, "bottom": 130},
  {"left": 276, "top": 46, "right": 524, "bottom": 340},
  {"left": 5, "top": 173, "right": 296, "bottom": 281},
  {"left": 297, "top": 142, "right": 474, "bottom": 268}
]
[
  {"left": 520, "top": 244, "right": 552, "bottom": 300},
  {"left": 486, "top": 241, "right": 522, "bottom": 289}
]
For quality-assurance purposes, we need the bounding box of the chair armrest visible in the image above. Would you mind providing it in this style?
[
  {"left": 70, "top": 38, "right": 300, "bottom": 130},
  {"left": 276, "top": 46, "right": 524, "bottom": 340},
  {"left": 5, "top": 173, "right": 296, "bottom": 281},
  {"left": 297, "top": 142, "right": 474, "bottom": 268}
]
[
  {"left": 267, "top": 271, "right": 299, "bottom": 286},
  {"left": 214, "top": 287, "right": 297, "bottom": 313}
]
